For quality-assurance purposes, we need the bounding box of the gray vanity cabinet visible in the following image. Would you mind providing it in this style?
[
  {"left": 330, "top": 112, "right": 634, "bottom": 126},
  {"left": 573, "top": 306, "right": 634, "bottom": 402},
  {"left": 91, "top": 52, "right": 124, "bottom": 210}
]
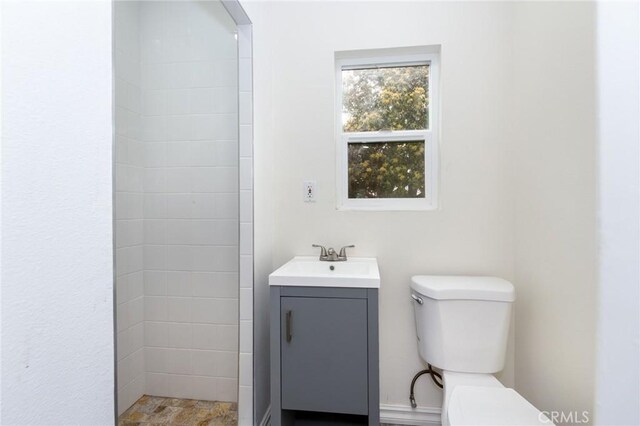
[
  {"left": 281, "top": 296, "right": 369, "bottom": 414},
  {"left": 270, "top": 286, "right": 379, "bottom": 426}
]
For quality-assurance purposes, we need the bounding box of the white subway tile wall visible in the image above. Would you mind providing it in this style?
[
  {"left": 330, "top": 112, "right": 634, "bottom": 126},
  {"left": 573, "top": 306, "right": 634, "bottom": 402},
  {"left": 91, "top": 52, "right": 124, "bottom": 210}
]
[
  {"left": 115, "top": 1, "right": 145, "bottom": 414},
  {"left": 236, "top": 23, "right": 254, "bottom": 426},
  {"left": 139, "top": 0, "right": 239, "bottom": 403},
  {"left": 115, "top": 0, "right": 249, "bottom": 415}
]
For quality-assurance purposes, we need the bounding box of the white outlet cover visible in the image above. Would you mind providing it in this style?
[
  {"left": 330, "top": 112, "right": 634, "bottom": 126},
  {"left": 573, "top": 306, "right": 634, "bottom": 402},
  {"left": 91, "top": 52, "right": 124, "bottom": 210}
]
[{"left": 303, "top": 180, "right": 316, "bottom": 202}]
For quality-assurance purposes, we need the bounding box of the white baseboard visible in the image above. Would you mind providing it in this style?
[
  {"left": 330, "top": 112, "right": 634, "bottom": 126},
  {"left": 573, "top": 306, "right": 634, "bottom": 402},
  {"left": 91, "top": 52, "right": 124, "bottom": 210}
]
[
  {"left": 259, "top": 405, "right": 271, "bottom": 426},
  {"left": 259, "top": 403, "right": 439, "bottom": 425},
  {"left": 380, "top": 404, "right": 442, "bottom": 425}
]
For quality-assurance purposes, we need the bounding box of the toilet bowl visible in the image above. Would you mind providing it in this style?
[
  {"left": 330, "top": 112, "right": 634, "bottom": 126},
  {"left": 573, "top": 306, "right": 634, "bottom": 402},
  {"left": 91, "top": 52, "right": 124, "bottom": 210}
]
[
  {"left": 441, "top": 371, "right": 551, "bottom": 425},
  {"left": 448, "top": 384, "right": 551, "bottom": 425},
  {"left": 410, "top": 276, "right": 553, "bottom": 426}
]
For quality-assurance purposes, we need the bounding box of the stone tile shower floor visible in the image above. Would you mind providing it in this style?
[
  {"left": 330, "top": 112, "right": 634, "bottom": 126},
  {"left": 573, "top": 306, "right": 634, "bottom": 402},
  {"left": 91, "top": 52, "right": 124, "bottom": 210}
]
[{"left": 118, "top": 395, "right": 237, "bottom": 426}]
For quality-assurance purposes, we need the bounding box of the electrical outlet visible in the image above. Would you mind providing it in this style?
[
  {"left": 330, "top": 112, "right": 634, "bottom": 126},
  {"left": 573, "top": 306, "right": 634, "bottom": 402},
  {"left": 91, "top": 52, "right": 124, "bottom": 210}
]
[{"left": 303, "top": 180, "right": 316, "bottom": 202}]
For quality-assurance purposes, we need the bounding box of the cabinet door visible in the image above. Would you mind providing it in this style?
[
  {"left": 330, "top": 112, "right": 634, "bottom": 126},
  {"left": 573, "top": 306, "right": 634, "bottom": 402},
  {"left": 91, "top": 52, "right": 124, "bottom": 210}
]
[{"left": 280, "top": 296, "right": 368, "bottom": 415}]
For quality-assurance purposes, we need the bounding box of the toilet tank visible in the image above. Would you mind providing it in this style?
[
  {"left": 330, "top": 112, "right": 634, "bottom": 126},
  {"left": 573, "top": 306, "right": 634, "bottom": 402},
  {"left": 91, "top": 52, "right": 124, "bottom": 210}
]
[{"left": 411, "top": 276, "right": 515, "bottom": 374}]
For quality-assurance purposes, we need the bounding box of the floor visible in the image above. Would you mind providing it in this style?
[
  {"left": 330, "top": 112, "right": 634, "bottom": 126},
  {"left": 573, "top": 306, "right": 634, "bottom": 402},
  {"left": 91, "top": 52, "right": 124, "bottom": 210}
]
[{"left": 118, "top": 395, "right": 237, "bottom": 425}]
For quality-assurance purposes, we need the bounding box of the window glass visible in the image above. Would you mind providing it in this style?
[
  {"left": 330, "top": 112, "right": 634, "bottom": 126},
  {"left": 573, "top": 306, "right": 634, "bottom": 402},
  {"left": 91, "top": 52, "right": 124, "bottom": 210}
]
[
  {"left": 342, "top": 64, "right": 429, "bottom": 132},
  {"left": 348, "top": 141, "right": 426, "bottom": 199}
]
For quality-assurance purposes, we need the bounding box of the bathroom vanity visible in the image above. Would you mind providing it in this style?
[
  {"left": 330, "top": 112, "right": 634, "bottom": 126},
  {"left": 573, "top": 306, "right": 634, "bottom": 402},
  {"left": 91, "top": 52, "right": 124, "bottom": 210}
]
[{"left": 269, "top": 256, "right": 380, "bottom": 425}]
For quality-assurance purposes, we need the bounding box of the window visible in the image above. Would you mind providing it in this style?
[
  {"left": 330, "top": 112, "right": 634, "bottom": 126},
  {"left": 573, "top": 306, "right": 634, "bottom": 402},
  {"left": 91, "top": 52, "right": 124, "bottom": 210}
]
[{"left": 336, "top": 48, "right": 439, "bottom": 210}]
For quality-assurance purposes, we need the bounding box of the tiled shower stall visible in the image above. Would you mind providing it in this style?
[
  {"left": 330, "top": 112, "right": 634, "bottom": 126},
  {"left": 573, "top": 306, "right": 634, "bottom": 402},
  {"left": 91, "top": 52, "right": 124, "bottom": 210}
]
[{"left": 114, "top": 0, "right": 253, "bottom": 422}]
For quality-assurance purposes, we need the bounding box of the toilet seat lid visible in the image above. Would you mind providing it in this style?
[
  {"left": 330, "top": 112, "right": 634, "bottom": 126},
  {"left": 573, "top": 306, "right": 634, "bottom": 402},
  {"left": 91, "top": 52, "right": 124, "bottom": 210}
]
[{"left": 448, "top": 386, "right": 554, "bottom": 426}]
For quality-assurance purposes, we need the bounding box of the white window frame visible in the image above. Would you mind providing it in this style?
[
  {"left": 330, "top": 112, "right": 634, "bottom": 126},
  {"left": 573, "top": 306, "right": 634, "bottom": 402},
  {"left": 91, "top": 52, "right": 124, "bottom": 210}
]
[{"left": 336, "top": 51, "right": 440, "bottom": 211}]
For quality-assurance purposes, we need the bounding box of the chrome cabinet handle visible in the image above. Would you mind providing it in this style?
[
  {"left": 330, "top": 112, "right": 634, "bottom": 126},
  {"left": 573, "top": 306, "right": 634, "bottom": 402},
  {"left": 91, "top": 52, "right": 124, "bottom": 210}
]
[
  {"left": 411, "top": 294, "right": 423, "bottom": 305},
  {"left": 286, "top": 310, "right": 293, "bottom": 342}
]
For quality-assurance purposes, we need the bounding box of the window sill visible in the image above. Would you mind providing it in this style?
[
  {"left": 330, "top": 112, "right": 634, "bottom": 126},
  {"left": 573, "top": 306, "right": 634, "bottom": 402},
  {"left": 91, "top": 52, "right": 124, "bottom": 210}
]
[{"left": 337, "top": 199, "right": 438, "bottom": 211}]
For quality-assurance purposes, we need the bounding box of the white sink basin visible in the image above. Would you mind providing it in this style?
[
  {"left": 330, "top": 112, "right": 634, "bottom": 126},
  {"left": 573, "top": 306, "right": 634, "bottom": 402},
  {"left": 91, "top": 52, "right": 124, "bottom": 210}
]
[{"left": 269, "top": 256, "right": 380, "bottom": 289}]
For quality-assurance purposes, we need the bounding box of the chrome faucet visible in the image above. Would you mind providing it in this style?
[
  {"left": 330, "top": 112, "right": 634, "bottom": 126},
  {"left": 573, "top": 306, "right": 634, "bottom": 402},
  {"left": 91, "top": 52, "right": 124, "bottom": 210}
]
[{"left": 312, "top": 244, "right": 355, "bottom": 261}]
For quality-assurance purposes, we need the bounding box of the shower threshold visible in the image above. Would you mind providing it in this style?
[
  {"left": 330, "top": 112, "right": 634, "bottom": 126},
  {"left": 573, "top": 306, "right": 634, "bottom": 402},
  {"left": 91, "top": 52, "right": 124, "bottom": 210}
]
[{"left": 118, "top": 395, "right": 238, "bottom": 425}]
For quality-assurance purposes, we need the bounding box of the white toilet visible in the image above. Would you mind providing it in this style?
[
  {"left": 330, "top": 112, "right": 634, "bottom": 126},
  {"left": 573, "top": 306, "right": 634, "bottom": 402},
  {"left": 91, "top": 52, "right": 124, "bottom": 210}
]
[{"left": 410, "top": 275, "right": 553, "bottom": 426}]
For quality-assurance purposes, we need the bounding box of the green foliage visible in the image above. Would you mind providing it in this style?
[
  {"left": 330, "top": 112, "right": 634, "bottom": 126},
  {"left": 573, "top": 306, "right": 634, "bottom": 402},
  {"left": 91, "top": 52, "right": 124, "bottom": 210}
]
[
  {"left": 348, "top": 141, "right": 425, "bottom": 198},
  {"left": 342, "top": 65, "right": 429, "bottom": 132},
  {"left": 343, "top": 65, "right": 429, "bottom": 198}
]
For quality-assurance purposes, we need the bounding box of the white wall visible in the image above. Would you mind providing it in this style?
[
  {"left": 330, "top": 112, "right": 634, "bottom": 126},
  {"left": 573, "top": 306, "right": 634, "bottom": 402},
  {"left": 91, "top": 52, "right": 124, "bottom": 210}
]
[
  {"left": 510, "top": 2, "right": 598, "bottom": 420},
  {"left": 0, "top": 1, "right": 115, "bottom": 424},
  {"left": 594, "top": 2, "right": 640, "bottom": 424},
  {"left": 245, "top": 0, "right": 515, "bottom": 412},
  {"left": 244, "top": 3, "right": 274, "bottom": 423}
]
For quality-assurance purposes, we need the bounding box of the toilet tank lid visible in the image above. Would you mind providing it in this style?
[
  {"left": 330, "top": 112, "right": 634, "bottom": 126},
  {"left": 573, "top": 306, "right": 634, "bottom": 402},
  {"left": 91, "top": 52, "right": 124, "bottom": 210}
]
[{"left": 410, "top": 276, "right": 515, "bottom": 302}]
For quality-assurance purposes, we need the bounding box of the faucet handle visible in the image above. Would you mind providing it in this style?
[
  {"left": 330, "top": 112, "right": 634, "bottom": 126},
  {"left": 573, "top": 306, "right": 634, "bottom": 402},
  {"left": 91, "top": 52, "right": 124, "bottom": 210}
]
[
  {"left": 312, "top": 244, "right": 328, "bottom": 258},
  {"left": 338, "top": 245, "right": 355, "bottom": 259}
]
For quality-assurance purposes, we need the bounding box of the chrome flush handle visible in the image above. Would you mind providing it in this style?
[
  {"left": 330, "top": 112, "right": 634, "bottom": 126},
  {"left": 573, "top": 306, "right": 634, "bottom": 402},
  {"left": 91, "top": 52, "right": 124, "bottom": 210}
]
[{"left": 411, "top": 294, "right": 423, "bottom": 305}]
